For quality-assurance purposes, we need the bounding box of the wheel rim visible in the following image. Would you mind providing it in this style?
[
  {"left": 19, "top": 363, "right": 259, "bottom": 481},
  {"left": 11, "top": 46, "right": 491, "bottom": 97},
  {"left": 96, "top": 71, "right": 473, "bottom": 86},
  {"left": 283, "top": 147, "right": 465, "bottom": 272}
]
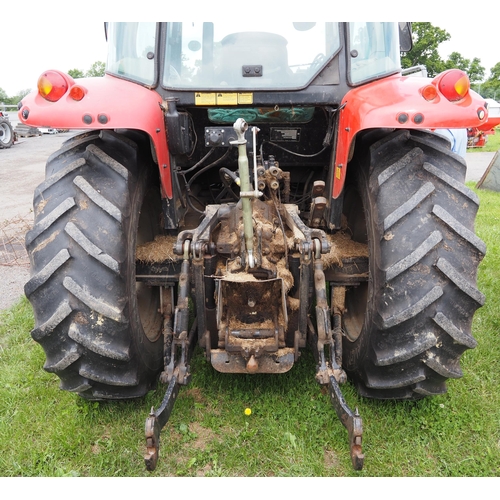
[
  {"left": 135, "top": 189, "right": 163, "bottom": 342},
  {"left": 0, "top": 122, "right": 12, "bottom": 145},
  {"left": 342, "top": 185, "right": 368, "bottom": 342}
]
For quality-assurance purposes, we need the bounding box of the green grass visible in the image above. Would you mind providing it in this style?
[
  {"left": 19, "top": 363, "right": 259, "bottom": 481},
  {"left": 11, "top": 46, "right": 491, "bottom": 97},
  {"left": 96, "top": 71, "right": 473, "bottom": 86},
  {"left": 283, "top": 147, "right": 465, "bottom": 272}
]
[{"left": 1, "top": 187, "right": 500, "bottom": 477}]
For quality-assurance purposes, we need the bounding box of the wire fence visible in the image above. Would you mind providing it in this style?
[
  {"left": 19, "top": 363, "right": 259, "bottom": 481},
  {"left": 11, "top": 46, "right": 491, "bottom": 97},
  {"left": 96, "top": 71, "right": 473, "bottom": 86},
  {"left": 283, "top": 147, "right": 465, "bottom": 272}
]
[{"left": 0, "top": 213, "right": 32, "bottom": 267}]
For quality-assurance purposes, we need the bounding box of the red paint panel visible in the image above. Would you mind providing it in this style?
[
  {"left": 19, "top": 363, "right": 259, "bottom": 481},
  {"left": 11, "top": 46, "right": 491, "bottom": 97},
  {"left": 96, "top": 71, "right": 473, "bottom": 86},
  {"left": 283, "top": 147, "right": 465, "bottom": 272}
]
[
  {"left": 332, "top": 74, "right": 488, "bottom": 198},
  {"left": 19, "top": 74, "right": 173, "bottom": 198}
]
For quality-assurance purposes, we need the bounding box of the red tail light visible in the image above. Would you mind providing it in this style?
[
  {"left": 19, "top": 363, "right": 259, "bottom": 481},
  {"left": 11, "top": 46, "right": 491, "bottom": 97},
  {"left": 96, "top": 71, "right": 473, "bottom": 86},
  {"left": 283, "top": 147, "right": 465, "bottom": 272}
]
[
  {"left": 69, "top": 85, "right": 87, "bottom": 101},
  {"left": 37, "top": 70, "right": 74, "bottom": 102},
  {"left": 436, "top": 69, "right": 470, "bottom": 102}
]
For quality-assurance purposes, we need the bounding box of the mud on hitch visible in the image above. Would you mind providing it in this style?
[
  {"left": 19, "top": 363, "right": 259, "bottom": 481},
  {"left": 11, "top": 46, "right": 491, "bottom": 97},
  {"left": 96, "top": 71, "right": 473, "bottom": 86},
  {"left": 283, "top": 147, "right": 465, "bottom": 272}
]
[
  {"left": 143, "top": 118, "right": 365, "bottom": 471},
  {"left": 143, "top": 271, "right": 364, "bottom": 471},
  {"left": 143, "top": 245, "right": 365, "bottom": 472}
]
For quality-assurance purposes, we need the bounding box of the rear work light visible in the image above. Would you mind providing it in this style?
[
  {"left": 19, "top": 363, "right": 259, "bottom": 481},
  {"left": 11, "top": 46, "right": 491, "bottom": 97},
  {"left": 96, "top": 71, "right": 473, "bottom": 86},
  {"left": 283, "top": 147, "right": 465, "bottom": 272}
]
[
  {"left": 437, "top": 69, "right": 470, "bottom": 102},
  {"left": 37, "top": 70, "right": 73, "bottom": 102}
]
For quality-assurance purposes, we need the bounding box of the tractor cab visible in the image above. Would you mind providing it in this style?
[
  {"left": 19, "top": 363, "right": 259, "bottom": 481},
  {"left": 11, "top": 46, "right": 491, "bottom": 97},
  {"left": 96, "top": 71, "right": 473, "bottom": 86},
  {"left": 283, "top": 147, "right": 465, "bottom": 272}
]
[{"left": 105, "top": 22, "right": 403, "bottom": 96}]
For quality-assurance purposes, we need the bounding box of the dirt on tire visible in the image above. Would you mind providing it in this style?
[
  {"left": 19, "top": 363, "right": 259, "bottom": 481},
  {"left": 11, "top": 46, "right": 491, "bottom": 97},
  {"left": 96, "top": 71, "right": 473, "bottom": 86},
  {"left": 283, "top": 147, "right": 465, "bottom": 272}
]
[
  {"left": 342, "top": 129, "right": 485, "bottom": 400},
  {"left": 24, "top": 130, "right": 164, "bottom": 399}
]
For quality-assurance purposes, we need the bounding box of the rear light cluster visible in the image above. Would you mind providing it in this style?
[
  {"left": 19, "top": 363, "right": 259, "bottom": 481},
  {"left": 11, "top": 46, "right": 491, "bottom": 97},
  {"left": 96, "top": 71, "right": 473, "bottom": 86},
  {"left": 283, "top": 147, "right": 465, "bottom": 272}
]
[
  {"left": 37, "top": 70, "right": 87, "bottom": 102},
  {"left": 419, "top": 69, "right": 471, "bottom": 103},
  {"left": 398, "top": 69, "right": 486, "bottom": 125},
  {"left": 437, "top": 70, "right": 470, "bottom": 101}
]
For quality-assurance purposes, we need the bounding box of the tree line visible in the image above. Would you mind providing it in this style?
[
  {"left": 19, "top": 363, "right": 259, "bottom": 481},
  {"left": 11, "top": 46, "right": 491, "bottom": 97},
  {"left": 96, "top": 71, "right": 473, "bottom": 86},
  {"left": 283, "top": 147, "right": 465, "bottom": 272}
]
[{"left": 401, "top": 22, "right": 499, "bottom": 100}]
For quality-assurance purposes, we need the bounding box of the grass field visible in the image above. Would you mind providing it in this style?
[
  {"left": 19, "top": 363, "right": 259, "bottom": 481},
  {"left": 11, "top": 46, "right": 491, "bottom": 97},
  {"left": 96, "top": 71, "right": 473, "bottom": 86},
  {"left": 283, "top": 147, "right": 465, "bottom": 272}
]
[{"left": 1, "top": 186, "right": 499, "bottom": 478}]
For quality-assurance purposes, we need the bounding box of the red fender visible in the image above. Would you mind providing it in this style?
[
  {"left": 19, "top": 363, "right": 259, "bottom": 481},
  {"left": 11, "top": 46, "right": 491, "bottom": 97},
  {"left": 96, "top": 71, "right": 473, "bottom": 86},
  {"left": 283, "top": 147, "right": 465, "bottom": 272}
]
[
  {"left": 18, "top": 74, "right": 173, "bottom": 198},
  {"left": 332, "top": 72, "right": 489, "bottom": 199}
]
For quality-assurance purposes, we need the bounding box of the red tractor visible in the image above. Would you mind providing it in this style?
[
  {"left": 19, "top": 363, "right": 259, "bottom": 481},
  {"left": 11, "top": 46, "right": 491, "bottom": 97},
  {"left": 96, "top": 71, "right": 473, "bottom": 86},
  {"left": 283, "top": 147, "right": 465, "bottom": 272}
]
[{"left": 19, "top": 22, "right": 488, "bottom": 470}]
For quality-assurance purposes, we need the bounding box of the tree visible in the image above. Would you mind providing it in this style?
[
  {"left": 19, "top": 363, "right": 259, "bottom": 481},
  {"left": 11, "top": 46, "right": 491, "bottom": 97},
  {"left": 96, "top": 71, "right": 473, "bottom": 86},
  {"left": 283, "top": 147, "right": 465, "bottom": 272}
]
[
  {"left": 67, "top": 61, "right": 105, "bottom": 79},
  {"left": 68, "top": 68, "right": 85, "bottom": 79},
  {"left": 402, "top": 23, "right": 486, "bottom": 84},
  {"left": 11, "top": 88, "right": 31, "bottom": 103},
  {"left": 444, "top": 52, "right": 485, "bottom": 84},
  {"left": 86, "top": 61, "right": 105, "bottom": 77},
  {"left": 476, "top": 62, "right": 500, "bottom": 100},
  {"left": 0, "top": 87, "right": 9, "bottom": 103},
  {"left": 401, "top": 22, "right": 450, "bottom": 77},
  {"left": 0, "top": 87, "right": 31, "bottom": 105},
  {"left": 467, "top": 58, "right": 486, "bottom": 85}
]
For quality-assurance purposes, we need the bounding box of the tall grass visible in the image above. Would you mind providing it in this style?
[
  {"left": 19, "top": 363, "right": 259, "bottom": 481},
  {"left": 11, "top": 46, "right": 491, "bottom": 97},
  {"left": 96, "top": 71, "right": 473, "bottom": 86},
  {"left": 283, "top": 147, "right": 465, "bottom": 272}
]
[{"left": 1, "top": 186, "right": 499, "bottom": 477}]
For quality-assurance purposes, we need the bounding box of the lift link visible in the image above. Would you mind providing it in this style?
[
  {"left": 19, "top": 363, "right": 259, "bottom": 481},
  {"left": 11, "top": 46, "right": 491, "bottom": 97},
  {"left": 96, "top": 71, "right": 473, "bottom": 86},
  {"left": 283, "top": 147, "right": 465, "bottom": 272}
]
[
  {"left": 311, "top": 245, "right": 364, "bottom": 470},
  {"left": 144, "top": 241, "right": 197, "bottom": 472},
  {"left": 144, "top": 375, "right": 179, "bottom": 471},
  {"left": 328, "top": 374, "right": 364, "bottom": 470}
]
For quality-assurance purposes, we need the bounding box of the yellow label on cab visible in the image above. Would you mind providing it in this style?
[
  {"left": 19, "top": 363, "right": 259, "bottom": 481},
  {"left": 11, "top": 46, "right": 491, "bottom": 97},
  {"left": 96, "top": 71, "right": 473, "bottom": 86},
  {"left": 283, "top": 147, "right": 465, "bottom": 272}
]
[
  {"left": 194, "top": 92, "right": 253, "bottom": 105},
  {"left": 216, "top": 93, "right": 238, "bottom": 105},
  {"left": 195, "top": 93, "right": 217, "bottom": 105},
  {"left": 237, "top": 93, "right": 253, "bottom": 104}
]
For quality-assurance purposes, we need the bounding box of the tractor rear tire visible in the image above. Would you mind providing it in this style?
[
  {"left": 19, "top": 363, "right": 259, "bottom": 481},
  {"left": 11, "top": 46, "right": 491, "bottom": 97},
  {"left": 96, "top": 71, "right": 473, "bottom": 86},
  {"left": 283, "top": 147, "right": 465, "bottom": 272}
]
[
  {"left": 0, "top": 117, "right": 14, "bottom": 149},
  {"left": 24, "top": 130, "right": 164, "bottom": 400},
  {"left": 341, "top": 129, "right": 485, "bottom": 400}
]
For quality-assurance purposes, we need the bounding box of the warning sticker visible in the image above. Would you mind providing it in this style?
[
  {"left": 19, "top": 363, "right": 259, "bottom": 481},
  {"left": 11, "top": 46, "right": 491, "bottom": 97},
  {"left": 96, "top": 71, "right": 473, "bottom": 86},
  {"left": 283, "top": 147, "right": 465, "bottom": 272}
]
[
  {"left": 194, "top": 92, "right": 254, "bottom": 105},
  {"left": 216, "top": 93, "right": 238, "bottom": 105},
  {"left": 195, "top": 93, "right": 217, "bottom": 105},
  {"left": 238, "top": 93, "right": 253, "bottom": 104}
]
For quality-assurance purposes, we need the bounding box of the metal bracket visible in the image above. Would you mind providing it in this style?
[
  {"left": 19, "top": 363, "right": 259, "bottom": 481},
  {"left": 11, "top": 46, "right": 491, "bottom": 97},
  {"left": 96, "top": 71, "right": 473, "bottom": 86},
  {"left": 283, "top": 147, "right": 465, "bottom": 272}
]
[
  {"left": 144, "top": 375, "right": 179, "bottom": 471},
  {"left": 328, "top": 374, "right": 364, "bottom": 470},
  {"left": 144, "top": 317, "right": 198, "bottom": 472},
  {"left": 144, "top": 252, "right": 197, "bottom": 472},
  {"left": 311, "top": 254, "right": 364, "bottom": 470}
]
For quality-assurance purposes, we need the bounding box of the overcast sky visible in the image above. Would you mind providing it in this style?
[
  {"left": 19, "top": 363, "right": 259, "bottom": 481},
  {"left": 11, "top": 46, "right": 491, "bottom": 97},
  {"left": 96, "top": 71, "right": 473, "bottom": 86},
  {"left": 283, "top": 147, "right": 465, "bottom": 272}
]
[{"left": 1, "top": 10, "right": 498, "bottom": 97}]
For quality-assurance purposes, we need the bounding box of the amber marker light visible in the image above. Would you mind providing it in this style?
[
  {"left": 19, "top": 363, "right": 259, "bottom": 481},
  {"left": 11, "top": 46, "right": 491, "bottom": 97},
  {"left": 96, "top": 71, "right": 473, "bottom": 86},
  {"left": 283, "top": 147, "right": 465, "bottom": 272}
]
[
  {"left": 437, "top": 69, "right": 470, "bottom": 102},
  {"left": 421, "top": 84, "right": 438, "bottom": 101},
  {"left": 37, "top": 70, "right": 71, "bottom": 102},
  {"left": 69, "top": 85, "right": 86, "bottom": 101}
]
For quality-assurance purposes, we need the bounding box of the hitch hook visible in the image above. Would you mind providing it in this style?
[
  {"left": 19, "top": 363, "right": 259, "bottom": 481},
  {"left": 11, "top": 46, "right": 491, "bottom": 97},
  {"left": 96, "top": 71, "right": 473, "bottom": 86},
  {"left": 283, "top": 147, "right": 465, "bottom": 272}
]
[
  {"left": 328, "top": 374, "right": 364, "bottom": 470},
  {"left": 144, "top": 374, "right": 180, "bottom": 471}
]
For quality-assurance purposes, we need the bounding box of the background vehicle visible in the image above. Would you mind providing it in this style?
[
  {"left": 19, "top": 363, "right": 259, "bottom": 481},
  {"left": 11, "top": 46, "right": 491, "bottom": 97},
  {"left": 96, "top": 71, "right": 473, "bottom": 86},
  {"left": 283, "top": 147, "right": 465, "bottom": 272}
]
[
  {"left": 0, "top": 111, "right": 14, "bottom": 148},
  {"left": 467, "top": 98, "right": 500, "bottom": 147},
  {"left": 19, "top": 22, "right": 488, "bottom": 470}
]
